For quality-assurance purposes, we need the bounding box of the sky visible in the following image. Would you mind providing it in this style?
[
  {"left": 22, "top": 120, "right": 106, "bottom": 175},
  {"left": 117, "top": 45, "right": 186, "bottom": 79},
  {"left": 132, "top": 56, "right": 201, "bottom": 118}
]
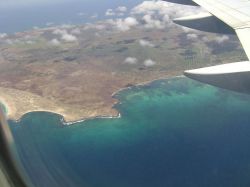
[
  {"left": 0, "top": 0, "right": 228, "bottom": 43},
  {"left": 0, "top": 0, "right": 89, "bottom": 8},
  {"left": 0, "top": 0, "right": 143, "bottom": 9},
  {"left": 0, "top": 0, "right": 144, "bottom": 33},
  {"left": 0, "top": 0, "right": 233, "bottom": 48}
]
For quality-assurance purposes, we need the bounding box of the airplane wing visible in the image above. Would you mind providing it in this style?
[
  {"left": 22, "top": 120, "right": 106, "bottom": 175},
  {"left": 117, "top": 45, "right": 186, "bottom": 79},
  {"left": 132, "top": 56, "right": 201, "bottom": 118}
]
[
  {"left": 168, "top": 0, "right": 250, "bottom": 94},
  {"left": 192, "top": 0, "right": 250, "bottom": 59}
]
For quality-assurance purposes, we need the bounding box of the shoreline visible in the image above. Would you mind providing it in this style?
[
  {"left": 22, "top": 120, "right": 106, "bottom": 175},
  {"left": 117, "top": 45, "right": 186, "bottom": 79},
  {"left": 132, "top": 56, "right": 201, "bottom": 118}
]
[
  {"left": 1, "top": 75, "right": 184, "bottom": 125},
  {"left": 111, "top": 75, "right": 184, "bottom": 97},
  {"left": 62, "top": 113, "right": 122, "bottom": 126}
]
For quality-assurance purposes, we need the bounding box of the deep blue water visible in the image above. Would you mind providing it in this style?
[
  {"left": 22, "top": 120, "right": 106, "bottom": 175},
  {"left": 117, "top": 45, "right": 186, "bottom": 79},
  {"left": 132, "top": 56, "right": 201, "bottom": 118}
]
[{"left": 9, "top": 78, "right": 250, "bottom": 187}]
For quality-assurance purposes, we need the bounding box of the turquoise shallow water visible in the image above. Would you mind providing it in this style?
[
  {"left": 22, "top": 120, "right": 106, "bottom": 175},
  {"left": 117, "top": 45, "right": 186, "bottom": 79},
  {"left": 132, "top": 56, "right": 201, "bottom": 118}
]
[{"left": 9, "top": 77, "right": 250, "bottom": 187}]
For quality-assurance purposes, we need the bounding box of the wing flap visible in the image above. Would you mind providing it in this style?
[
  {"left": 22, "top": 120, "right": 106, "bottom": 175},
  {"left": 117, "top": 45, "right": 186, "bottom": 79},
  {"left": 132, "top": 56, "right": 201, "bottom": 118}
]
[
  {"left": 163, "top": 0, "right": 197, "bottom": 6},
  {"left": 235, "top": 28, "right": 250, "bottom": 60},
  {"left": 193, "top": 0, "right": 250, "bottom": 28},
  {"left": 173, "top": 12, "right": 235, "bottom": 34},
  {"left": 184, "top": 61, "right": 250, "bottom": 94}
]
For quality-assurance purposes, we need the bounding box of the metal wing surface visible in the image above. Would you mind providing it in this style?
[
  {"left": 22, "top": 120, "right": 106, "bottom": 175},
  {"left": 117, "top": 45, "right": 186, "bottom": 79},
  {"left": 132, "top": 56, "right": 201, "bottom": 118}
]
[{"left": 168, "top": 0, "right": 250, "bottom": 93}]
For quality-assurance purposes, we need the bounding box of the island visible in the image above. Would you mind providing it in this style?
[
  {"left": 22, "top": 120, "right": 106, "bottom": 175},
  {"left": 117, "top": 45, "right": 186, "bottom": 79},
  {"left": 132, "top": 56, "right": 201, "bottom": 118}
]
[{"left": 0, "top": 21, "right": 246, "bottom": 122}]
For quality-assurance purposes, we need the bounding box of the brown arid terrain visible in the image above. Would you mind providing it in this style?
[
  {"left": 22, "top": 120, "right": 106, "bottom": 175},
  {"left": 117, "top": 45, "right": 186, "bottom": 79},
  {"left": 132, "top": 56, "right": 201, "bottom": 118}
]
[{"left": 0, "top": 21, "right": 246, "bottom": 122}]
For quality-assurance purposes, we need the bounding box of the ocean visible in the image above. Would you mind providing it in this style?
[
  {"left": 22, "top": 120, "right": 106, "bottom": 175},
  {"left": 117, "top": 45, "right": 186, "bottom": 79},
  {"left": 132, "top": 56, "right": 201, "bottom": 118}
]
[
  {"left": 0, "top": 0, "right": 143, "bottom": 34},
  {"left": 9, "top": 77, "right": 250, "bottom": 187}
]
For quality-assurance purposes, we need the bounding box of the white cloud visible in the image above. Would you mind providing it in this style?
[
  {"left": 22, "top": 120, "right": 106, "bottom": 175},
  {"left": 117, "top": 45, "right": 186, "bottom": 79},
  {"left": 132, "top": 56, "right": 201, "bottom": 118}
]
[
  {"left": 142, "top": 14, "right": 165, "bottom": 29},
  {"left": 106, "top": 6, "right": 128, "bottom": 17},
  {"left": 116, "top": 6, "right": 127, "bottom": 12},
  {"left": 71, "top": 28, "right": 81, "bottom": 35},
  {"left": 0, "top": 33, "right": 7, "bottom": 39},
  {"left": 132, "top": 1, "right": 204, "bottom": 17},
  {"left": 202, "top": 36, "right": 210, "bottom": 42},
  {"left": 115, "top": 19, "right": 130, "bottom": 32},
  {"left": 139, "top": 39, "right": 154, "bottom": 47},
  {"left": 132, "top": 1, "right": 169, "bottom": 15},
  {"left": 144, "top": 59, "right": 156, "bottom": 67},
  {"left": 105, "top": 9, "right": 115, "bottom": 16},
  {"left": 83, "top": 23, "right": 107, "bottom": 31},
  {"left": 53, "top": 28, "right": 77, "bottom": 42},
  {"left": 124, "top": 57, "right": 138, "bottom": 64},
  {"left": 61, "top": 33, "right": 77, "bottom": 42},
  {"left": 162, "top": 14, "right": 170, "bottom": 23},
  {"left": 95, "top": 24, "right": 106, "bottom": 30},
  {"left": 53, "top": 29, "right": 67, "bottom": 35},
  {"left": 124, "top": 17, "right": 138, "bottom": 27},
  {"left": 186, "top": 33, "right": 198, "bottom": 40},
  {"left": 49, "top": 38, "right": 61, "bottom": 46},
  {"left": 131, "top": 1, "right": 205, "bottom": 30},
  {"left": 181, "top": 26, "right": 195, "bottom": 33},
  {"left": 113, "top": 17, "right": 138, "bottom": 32},
  {"left": 215, "top": 35, "right": 229, "bottom": 44}
]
